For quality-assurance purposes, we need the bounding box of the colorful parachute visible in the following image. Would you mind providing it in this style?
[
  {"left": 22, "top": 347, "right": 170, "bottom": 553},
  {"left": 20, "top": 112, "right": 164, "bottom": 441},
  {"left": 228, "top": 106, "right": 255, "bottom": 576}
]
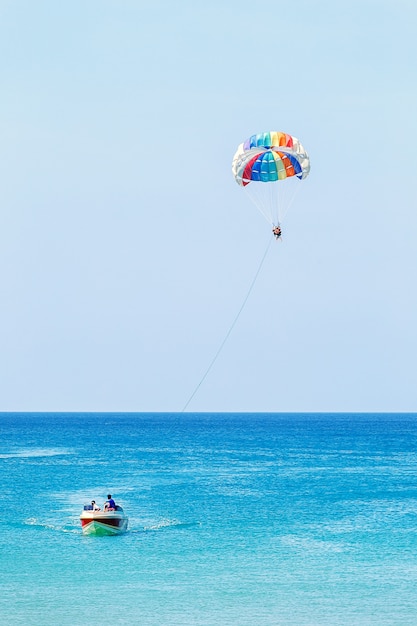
[{"left": 232, "top": 131, "right": 310, "bottom": 228}]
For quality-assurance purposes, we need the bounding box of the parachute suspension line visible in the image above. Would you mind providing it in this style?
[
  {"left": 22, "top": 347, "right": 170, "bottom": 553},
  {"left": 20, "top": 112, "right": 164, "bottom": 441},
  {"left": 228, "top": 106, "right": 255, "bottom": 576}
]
[
  {"left": 243, "top": 185, "right": 273, "bottom": 225},
  {"left": 181, "top": 235, "right": 274, "bottom": 412},
  {"left": 279, "top": 184, "right": 300, "bottom": 224},
  {"left": 242, "top": 179, "right": 301, "bottom": 227}
]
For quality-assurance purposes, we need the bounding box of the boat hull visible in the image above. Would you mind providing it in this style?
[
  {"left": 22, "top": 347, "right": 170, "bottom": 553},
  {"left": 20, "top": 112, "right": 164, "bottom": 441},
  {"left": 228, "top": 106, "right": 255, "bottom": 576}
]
[{"left": 80, "top": 509, "right": 128, "bottom": 536}]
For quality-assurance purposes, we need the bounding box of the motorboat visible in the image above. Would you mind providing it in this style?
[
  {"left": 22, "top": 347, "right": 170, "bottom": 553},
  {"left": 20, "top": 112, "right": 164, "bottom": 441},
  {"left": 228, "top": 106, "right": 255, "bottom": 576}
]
[{"left": 80, "top": 505, "right": 128, "bottom": 536}]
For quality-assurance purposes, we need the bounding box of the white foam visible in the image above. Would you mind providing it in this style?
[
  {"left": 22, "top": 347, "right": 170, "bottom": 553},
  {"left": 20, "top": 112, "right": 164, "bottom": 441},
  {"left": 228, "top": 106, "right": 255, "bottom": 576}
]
[{"left": 0, "top": 448, "right": 73, "bottom": 459}]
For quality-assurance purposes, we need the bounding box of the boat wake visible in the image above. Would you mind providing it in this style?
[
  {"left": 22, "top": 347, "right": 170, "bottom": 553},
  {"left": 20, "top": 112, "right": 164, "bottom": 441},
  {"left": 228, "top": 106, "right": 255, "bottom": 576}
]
[
  {"left": 0, "top": 447, "right": 73, "bottom": 459},
  {"left": 143, "top": 519, "right": 201, "bottom": 532},
  {"left": 22, "top": 517, "right": 200, "bottom": 535},
  {"left": 24, "top": 518, "right": 80, "bottom": 534}
]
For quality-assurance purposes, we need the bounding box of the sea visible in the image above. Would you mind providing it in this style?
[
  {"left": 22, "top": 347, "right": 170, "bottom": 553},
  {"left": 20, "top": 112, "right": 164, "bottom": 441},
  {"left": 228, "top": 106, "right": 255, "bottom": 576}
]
[{"left": 1, "top": 412, "right": 417, "bottom": 626}]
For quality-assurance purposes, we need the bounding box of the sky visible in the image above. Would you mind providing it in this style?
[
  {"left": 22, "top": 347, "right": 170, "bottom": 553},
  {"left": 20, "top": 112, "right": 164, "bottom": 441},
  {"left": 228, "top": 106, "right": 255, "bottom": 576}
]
[{"left": 0, "top": 0, "right": 416, "bottom": 413}]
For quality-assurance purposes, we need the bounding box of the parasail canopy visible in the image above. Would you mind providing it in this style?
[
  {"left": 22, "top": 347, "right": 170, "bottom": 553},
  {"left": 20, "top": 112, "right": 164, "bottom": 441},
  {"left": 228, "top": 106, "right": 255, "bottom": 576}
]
[{"left": 232, "top": 131, "right": 310, "bottom": 227}]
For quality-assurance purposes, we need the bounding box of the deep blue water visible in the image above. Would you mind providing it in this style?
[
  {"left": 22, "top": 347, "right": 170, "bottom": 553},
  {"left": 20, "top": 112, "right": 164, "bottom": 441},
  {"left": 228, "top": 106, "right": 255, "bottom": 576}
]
[{"left": 1, "top": 412, "right": 417, "bottom": 625}]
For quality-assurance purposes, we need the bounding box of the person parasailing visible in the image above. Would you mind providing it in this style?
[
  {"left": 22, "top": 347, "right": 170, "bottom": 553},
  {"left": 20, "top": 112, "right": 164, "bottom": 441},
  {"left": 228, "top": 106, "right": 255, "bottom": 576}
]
[{"left": 272, "top": 225, "right": 282, "bottom": 240}]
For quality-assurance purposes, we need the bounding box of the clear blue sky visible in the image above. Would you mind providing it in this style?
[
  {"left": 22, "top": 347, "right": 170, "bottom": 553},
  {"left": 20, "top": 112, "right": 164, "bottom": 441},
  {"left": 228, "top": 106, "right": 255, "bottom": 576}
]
[{"left": 1, "top": 0, "right": 416, "bottom": 412}]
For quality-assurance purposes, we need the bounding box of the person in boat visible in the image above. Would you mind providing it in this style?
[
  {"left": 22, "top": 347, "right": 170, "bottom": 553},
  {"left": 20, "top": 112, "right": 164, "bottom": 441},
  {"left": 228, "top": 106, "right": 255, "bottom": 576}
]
[
  {"left": 91, "top": 500, "right": 100, "bottom": 511},
  {"left": 272, "top": 225, "right": 282, "bottom": 240},
  {"left": 104, "top": 494, "right": 116, "bottom": 511}
]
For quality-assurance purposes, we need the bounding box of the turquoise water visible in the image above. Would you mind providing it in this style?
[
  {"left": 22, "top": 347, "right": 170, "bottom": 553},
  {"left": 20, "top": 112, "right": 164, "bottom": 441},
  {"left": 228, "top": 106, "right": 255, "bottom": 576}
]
[{"left": 2, "top": 413, "right": 417, "bottom": 625}]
